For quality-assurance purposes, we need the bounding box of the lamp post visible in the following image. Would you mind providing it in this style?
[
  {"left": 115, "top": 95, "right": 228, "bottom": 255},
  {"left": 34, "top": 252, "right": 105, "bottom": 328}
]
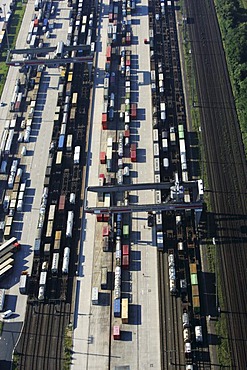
[{"left": 3, "top": 3, "right": 10, "bottom": 51}]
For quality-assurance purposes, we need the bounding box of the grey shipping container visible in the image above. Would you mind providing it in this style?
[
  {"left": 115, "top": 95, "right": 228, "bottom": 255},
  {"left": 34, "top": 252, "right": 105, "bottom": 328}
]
[
  {"left": 114, "top": 298, "right": 121, "bottom": 317},
  {"left": 34, "top": 238, "right": 41, "bottom": 256}
]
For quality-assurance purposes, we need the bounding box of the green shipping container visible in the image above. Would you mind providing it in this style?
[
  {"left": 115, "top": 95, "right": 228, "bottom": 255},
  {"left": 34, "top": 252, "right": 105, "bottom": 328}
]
[
  {"left": 190, "top": 273, "right": 198, "bottom": 285},
  {"left": 178, "top": 124, "right": 184, "bottom": 132},
  {"left": 123, "top": 225, "right": 129, "bottom": 238},
  {"left": 178, "top": 130, "right": 184, "bottom": 139}
]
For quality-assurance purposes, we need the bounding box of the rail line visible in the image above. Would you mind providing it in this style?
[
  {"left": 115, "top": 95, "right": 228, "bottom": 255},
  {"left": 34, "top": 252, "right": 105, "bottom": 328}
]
[{"left": 185, "top": 0, "right": 247, "bottom": 366}]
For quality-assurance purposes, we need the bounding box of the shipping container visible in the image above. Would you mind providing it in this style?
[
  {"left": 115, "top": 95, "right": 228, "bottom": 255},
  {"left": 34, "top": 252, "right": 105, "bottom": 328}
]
[
  {"left": 101, "top": 266, "right": 108, "bottom": 289},
  {"left": 114, "top": 298, "right": 121, "bottom": 317},
  {"left": 58, "top": 195, "right": 66, "bottom": 211},
  {"left": 92, "top": 287, "right": 99, "bottom": 305},
  {"left": 19, "top": 274, "right": 28, "bottom": 294},
  {"left": 195, "top": 326, "right": 203, "bottom": 342},
  {"left": 104, "top": 193, "right": 111, "bottom": 208},
  {"left": 153, "top": 143, "right": 159, "bottom": 157},
  {"left": 157, "top": 231, "right": 164, "bottom": 250},
  {"left": 103, "top": 236, "right": 109, "bottom": 252},
  {"left": 48, "top": 204, "right": 56, "bottom": 221},
  {"left": 51, "top": 253, "right": 59, "bottom": 275},
  {"left": 123, "top": 225, "right": 129, "bottom": 239},
  {"left": 131, "top": 103, "right": 137, "bottom": 119},
  {"left": 73, "top": 146, "right": 80, "bottom": 164},
  {"left": 44, "top": 243, "right": 50, "bottom": 256},
  {"left": 34, "top": 238, "right": 41, "bottom": 256},
  {"left": 130, "top": 150, "right": 136, "bottom": 162},
  {"left": 192, "top": 296, "right": 200, "bottom": 314},
  {"left": 106, "top": 46, "right": 111, "bottom": 61},
  {"left": 189, "top": 263, "right": 197, "bottom": 274},
  {"left": 72, "top": 92, "right": 78, "bottom": 107},
  {"left": 46, "top": 220, "right": 53, "bottom": 238},
  {"left": 190, "top": 273, "right": 198, "bottom": 285},
  {"left": 113, "top": 325, "right": 120, "bottom": 340},
  {"left": 122, "top": 255, "right": 129, "bottom": 269},
  {"left": 122, "top": 244, "right": 129, "bottom": 256},
  {"left": 121, "top": 298, "right": 129, "bottom": 323},
  {"left": 58, "top": 134, "right": 65, "bottom": 149},
  {"left": 39, "top": 271, "right": 47, "bottom": 286},
  {"left": 66, "top": 134, "right": 73, "bottom": 151}
]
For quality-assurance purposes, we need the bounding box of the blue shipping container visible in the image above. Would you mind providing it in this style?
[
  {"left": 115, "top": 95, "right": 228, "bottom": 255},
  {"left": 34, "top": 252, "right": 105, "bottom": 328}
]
[
  {"left": 114, "top": 298, "right": 121, "bottom": 317},
  {"left": 58, "top": 134, "right": 65, "bottom": 149}
]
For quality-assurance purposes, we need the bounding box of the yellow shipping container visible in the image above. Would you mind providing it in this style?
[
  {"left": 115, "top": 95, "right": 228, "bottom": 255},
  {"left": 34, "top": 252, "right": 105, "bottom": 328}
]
[
  {"left": 189, "top": 263, "right": 197, "bottom": 274},
  {"left": 121, "top": 298, "right": 128, "bottom": 324}
]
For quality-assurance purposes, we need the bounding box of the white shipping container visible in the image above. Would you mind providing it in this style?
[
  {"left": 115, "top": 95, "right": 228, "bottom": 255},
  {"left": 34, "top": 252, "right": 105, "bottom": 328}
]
[
  {"left": 73, "top": 146, "right": 80, "bottom": 164},
  {"left": 179, "top": 139, "right": 186, "bottom": 154},
  {"left": 92, "top": 287, "right": 99, "bottom": 305},
  {"left": 51, "top": 253, "right": 59, "bottom": 274},
  {"left": 17, "top": 199, "right": 23, "bottom": 212},
  {"left": 153, "top": 128, "right": 159, "bottom": 142},
  {"left": 153, "top": 143, "right": 159, "bottom": 157},
  {"left": 39, "top": 271, "right": 47, "bottom": 286},
  {"left": 154, "top": 157, "right": 160, "bottom": 173},
  {"left": 162, "top": 138, "right": 168, "bottom": 151},
  {"left": 195, "top": 326, "right": 203, "bottom": 342}
]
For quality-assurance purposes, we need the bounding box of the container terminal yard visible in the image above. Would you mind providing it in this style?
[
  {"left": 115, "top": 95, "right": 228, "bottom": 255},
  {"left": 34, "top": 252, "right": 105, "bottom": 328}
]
[{"left": 0, "top": 0, "right": 246, "bottom": 369}]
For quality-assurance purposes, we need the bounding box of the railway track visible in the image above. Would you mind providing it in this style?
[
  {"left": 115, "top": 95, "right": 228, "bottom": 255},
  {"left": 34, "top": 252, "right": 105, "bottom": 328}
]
[
  {"left": 15, "top": 14, "right": 94, "bottom": 370},
  {"left": 185, "top": 0, "right": 247, "bottom": 367},
  {"left": 17, "top": 302, "right": 70, "bottom": 370}
]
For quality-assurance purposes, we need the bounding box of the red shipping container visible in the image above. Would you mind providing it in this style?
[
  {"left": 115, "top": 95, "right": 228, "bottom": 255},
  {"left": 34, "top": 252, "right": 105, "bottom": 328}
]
[
  {"left": 100, "top": 152, "right": 106, "bottom": 164},
  {"left": 113, "top": 325, "right": 120, "bottom": 340},
  {"left": 58, "top": 194, "right": 66, "bottom": 211},
  {"left": 122, "top": 255, "right": 129, "bottom": 269},
  {"left": 103, "top": 225, "right": 109, "bottom": 237},
  {"left": 102, "top": 113, "right": 107, "bottom": 123},
  {"left": 122, "top": 244, "right": 129, "bottom": 256},
  {"left": 99, "top": 173, "right": 105, "bottom": 180},
  {"left": 124, "top": 130, "right": 130, "bottom": 138},
  {"left": 97, "top": 214, "right": 104, "bottom": 222},
  {"left": 104, "top": 214, "right": 110, "bottom": 222},
  {"left": 34, "top": 19, "right": 39, "bottom": 27},
  {"left": 106, "top": 46, "right": 112, "bottom": 61},
  {"left": 131, "top": 143, "right": 137, "bottom": 151},
  {"left": 109, "top": 13, "right": 113, "bottom": 22},
  {"left": 131, "top": 103, "right": 137, "bottom": 119},
  {"left": 126, "top": 57, "right": 131, "bottom": 66},
  {"left": 102, "top": 122, "right": 107, "bottom": 130},
  {"left": 131, "top": 150, "right": 136, "bottom": 162}
]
